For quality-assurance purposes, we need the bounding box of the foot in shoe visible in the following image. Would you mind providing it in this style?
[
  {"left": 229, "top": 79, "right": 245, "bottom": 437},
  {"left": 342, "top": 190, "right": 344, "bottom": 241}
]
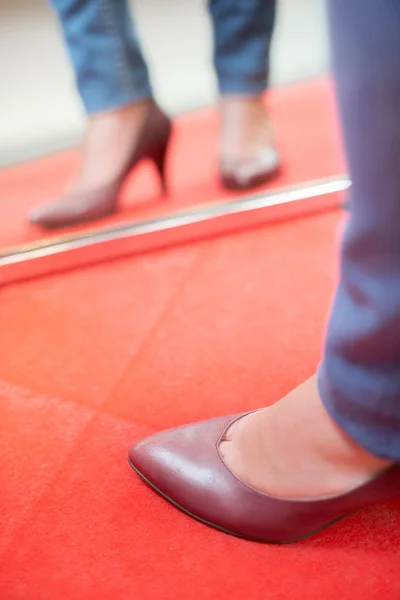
[
  {"left": 219, "top": 375, "right": 392, "bottom": 500},
  {"left": 129, "top": 374, "right": 399, "bottom": 542},
  {"left": 29, "top": 99, "right": 171, "bottom": 228},
  {"left": 219, "top": 95, "right": 280, "bottom": 189}
]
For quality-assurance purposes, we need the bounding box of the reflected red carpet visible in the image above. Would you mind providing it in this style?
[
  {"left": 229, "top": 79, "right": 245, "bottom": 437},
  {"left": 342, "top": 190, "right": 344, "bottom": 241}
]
[
  {"left": 0, "top": 78, "right": 344, "bottom": 249},
  {"left": 1, "top": 78, "right": 399, "bottom": 600}
]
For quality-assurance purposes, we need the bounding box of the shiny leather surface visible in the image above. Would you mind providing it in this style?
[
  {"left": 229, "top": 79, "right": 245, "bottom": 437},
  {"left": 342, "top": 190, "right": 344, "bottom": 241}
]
[{"left": 129, "top": 413, "right": 400, "bottom": 542}]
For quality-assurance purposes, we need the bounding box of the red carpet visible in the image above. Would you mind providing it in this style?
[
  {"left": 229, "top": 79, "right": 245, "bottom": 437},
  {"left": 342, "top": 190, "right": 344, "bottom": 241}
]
[
  {"left": 0, "top": 78, "right": 344, "bottom": 250},
  {"left": 1, "top": 79, "right": 399, "bottom": 599}
]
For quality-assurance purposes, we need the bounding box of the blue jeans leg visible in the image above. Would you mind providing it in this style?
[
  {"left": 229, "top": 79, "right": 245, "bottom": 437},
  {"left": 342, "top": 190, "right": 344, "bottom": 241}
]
[
  {"left": 208, "top": 0, "right": 276, "bottom": 96},
  {"left": 319, "top": 0, "right": 400, "bottom": 461},
  {"left": 50, "top": 0, "right": 153, "bottom": 114}
]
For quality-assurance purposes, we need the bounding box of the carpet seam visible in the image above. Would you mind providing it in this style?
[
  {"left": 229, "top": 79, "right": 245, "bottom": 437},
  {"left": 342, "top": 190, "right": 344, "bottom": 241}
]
[
  {"left": 0, "top": 397, "right": 156, "bottom": 563},
  {"left": 100, "top": 242, "right": 215, "bottom": 424},
  {"left": 0, "top": 247, "right": 213, "bottom": 557}
]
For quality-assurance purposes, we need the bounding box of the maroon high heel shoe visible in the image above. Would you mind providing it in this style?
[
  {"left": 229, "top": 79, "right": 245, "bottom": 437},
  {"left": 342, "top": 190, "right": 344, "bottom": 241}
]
[
  {"left": 129, "top": 413, "right": 400, "bottom": 543},
  {"left": 29, "top": 102, "right": 172, "bottom": 229}
]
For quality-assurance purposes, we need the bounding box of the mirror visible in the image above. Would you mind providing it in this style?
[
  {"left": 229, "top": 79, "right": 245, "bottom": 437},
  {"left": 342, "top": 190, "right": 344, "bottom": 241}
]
[{"left": 0, "top": 0, "right": 345, "bottom": 267}]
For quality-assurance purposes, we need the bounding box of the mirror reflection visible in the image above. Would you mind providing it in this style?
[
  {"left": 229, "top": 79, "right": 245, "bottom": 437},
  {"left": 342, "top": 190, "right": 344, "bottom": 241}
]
[{"left": 0, "top": 0, "right": 344, "bottom": 253}]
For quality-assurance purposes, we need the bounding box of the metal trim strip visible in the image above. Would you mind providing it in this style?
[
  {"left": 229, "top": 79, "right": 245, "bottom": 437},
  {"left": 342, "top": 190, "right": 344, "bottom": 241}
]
[{"left": 0, "top": 175, "right": 350, "bottom": 285}]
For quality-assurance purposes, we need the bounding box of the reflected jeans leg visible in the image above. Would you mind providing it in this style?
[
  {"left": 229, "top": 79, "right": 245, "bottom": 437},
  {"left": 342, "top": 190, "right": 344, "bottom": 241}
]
[
  {"left": 319, "top": 0, "right": 400, "bottom": 461},
  {"left": 49, "top": 0, "right": 152, "bottom": 114},
  {"left": 208, "top": 0, "right": 276, "bottom": 96}
]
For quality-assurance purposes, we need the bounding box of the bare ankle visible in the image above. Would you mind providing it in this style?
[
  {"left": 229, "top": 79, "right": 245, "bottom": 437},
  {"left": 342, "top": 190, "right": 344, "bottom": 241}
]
[
  {"left": 219, "top": 95, "right": 274, "bottom": 163},
  {"left": 220, "top": 376, "right": 393, "bottom": 500}
]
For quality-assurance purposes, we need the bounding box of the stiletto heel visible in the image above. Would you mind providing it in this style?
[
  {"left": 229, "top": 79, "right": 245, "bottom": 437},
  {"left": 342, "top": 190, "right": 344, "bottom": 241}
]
[
  {"left": 151, "top": 134, "right": 170, "bottom": 195},
  {"left": 29, "top": 101, "right": 172, "bottom": 229}
]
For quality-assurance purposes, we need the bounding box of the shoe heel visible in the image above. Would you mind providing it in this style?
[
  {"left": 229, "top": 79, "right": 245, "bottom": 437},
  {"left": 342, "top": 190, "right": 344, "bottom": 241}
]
[{"left": 152, "top": 133, "right": 171, "bottom": 195}]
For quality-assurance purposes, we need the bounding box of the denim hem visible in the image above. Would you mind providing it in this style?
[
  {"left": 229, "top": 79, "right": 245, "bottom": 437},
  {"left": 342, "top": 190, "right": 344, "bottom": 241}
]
[
  {"left": 81, "top": 87, "right": 153, "bottom": 115},
  {"left": 318, "top": 364, "right": 400, "bottom": 462},
  {"left": 217, "top": 76, "right": 268, "bottom": 96}
]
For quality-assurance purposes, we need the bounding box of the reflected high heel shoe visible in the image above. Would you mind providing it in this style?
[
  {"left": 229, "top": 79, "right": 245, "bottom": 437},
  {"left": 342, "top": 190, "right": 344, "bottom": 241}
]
[
  {"left": 129, "top": 413, "right": 400, "bottom": 543},
  {"left": 29, "top": 102, "right": 172, "bottom": 229}
]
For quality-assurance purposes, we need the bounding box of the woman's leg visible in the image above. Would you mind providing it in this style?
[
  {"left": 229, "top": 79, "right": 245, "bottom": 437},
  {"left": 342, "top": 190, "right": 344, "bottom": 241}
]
[
  {"left": 208, "top": 0, "right": 279, "bottom": 187},
  {"left": 45, "top": 0, "right": 154, "bottom": 192},
  {"left": 220, "top": 0, "right": 400, "bottom": 497},
  {"left": 319, "top": 0, "right": 400, "bottom": 461},
  {"left": 30, "top": 0, "right": 169, "bottom": 227}
]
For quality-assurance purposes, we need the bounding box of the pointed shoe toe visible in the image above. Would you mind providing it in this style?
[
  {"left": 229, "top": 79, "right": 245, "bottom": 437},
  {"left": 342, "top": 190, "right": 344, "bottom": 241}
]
[
  {"left": 129, "top": 414, "right": 239, "bottom": 518},
  {"left": 129, "top": 414, "right": 400, "bottom": 543}
]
